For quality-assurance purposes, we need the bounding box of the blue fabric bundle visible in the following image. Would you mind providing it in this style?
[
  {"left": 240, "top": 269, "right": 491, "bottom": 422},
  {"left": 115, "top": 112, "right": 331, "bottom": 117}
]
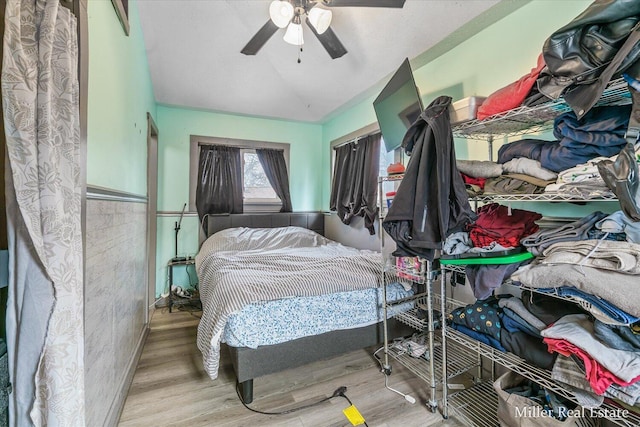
[
  {"left": 535, "top": 286, "right": 640, "bottom": 326},
  {"left": 498, "top": 104, "right": 632, "bottom": 172}
]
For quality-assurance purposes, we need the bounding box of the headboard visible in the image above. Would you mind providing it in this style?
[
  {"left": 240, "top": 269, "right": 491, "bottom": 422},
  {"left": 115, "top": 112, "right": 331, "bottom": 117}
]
[{"left": 206, "top": 212, "right": 325, "bottom": 237}]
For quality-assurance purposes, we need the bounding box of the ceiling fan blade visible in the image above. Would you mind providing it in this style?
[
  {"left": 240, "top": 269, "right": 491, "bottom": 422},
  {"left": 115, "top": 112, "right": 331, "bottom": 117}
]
[
  {"left": 241, "top": 20, "right": 279, "bottom": 55},
  {"left": 320, "top": 0, "right": 406, "bottom": 7},
  {"left": 306, "top": 18, "right": 347, "bottom": 59}
]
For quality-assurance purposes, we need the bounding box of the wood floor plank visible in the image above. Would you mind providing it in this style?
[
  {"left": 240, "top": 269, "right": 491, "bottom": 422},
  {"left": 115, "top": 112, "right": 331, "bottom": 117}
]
[{"left": 119, "top": 308, "right": 464, "bottom": 426}]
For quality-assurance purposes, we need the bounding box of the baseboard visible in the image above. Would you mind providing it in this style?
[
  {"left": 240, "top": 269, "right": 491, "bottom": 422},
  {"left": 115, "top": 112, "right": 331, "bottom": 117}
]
[
  {"left": 105, "top": 324, "right": 149, "bottom": 427},
  {"left": 149, "top": 301, "right": 158, "bottom": 320}
]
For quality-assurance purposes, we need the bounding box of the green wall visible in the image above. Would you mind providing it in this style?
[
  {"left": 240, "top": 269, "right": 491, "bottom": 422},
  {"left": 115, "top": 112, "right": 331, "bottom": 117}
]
[
  {"left": 154, "top": 105, "right": 323, "bottom": 296},
  {"left": 87, "top": 0, "right": 157, "bottom": 195},
  {"left": 321, "top": 0, "right": 596, "bottom": 211},
  {"left": 156, "top": 106, "right": 323, "bottom": 211}
]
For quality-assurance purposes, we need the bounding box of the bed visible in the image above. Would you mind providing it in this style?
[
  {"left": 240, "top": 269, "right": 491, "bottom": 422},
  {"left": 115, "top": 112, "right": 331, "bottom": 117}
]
[{"left": 195, "top": 212, "right": 415, "bottom": 403}]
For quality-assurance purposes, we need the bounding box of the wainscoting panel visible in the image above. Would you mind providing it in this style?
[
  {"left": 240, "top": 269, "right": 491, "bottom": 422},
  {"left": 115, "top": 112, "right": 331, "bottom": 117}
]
[{"left": 85, "top": 199, "right": 147, "bottom": 427}]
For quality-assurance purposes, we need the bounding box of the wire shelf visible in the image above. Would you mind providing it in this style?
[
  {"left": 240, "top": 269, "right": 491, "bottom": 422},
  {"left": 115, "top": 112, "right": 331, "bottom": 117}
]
[
  {"left": 392, "top": 306, "right": 429, "bottom": 330},
  {"left": 503, "top": 282, "right": 639, "bottom": 327},
  {"left": 447, "top": 381, "right": 500, "bottom": 427},
  {"left": 391, "top": 293, "right": 463, "bottom": 331},
  {"left": 439, "top": 264, "right": 466, "bottom": 275},
  {"left": 439, "top": 74, "right": 637, "bottom": 427},
  {"left": 386, "top": 333, "right": 480, "bottom": 383},
  {"left": 388, "top": 293, "right": 430, "bottom": 329},
  {"left": 433, "top": 293, "right": 466, "bottom": 312},
  {"left": 452, "top": 77, "right": 630, "bottom": 140},
  {"left": 470, "top": 193, "right": 618, "bottom": 203},
  {"left": 445, "top": 327, "right": 640, "bottom": 427}
]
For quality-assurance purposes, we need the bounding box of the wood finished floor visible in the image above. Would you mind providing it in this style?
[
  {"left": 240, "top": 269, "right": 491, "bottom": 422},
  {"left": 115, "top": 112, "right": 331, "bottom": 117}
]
[{"left": 118, "top": 308, "right": 464, "bottom": 427}]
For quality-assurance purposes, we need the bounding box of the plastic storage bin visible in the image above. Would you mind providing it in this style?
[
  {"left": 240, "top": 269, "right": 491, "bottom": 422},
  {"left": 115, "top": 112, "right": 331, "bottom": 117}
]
[{"left": 449, "top": 96, "right": 486, "bottom": 125}]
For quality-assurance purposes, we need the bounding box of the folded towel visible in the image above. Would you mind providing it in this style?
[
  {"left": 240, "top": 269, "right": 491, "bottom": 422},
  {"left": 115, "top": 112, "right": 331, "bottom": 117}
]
[
  {"left": 502, "top": 157, "right": 558, "bottom": 181},
  {"left": 541, "top": 240, "right": 640, "bottom": 274},
  {"left": 456, "top": 160, "right": 503, "bottom": 178},
  {"left": 520, "top": 211, "right": 607, "bottom": 256}
]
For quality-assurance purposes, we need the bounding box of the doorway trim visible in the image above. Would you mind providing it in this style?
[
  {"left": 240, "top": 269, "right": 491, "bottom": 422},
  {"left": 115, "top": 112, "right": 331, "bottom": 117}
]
[{"left": 146, "top": 112, "right": 158, "bottom": 324}]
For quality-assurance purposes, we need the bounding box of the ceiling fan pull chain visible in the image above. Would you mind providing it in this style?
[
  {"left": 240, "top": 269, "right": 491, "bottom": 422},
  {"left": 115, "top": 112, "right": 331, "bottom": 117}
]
[{"left": 298, "top": 46, "right": 302, "bottom": 64}]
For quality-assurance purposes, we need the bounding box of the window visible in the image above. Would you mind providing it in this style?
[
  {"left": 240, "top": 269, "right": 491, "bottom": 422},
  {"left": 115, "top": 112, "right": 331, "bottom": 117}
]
[
  {"left": 379, "top": 136, "right": 401, "bottom": 178},
  {"left": 379, "top": 136, "right": 405, "bottom": 200},
  {"left": 330, "top": 126, "right": 402, "bottom": 182},
  {"left": 329, "top": 127, "right": 405, "bottom": 210},
  {"left": 329, "top": 131, "right": 382, "bottom": 234},
  {"left": 241, "top": 150, "right": 282, "bottom": 211},
  {"left": 243, "top": 151, "right": 278, "bottom": 200},
  {"left": 189, "top": 136, "right": 290, "bottom": 213}
]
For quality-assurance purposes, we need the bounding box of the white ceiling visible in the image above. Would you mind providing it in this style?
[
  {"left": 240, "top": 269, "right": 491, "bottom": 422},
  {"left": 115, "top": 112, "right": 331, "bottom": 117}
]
[{"left": 138, "top": 0, "right": 514, "bottom": 123}]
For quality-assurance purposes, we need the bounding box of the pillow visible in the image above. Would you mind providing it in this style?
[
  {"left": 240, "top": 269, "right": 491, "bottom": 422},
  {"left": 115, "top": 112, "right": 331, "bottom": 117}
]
[{"left": 201, "top": 226, "right": 331, "bottom": 254}]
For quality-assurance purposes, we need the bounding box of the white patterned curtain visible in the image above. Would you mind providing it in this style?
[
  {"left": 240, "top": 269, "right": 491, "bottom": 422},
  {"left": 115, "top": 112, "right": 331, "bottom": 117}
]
[{"left": 2, "top": 0, "right": 84, "bottom": 425}]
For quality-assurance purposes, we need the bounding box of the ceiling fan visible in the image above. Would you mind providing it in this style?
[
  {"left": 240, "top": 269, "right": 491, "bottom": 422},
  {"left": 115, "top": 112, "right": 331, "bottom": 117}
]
[{"left": 241, "top": 0, "right": 406, "bottom": 60}]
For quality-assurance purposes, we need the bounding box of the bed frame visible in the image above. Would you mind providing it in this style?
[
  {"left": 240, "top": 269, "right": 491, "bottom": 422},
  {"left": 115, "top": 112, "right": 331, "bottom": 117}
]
[{"left": 205, "top": 212, "right": 414, "bottom": 403}]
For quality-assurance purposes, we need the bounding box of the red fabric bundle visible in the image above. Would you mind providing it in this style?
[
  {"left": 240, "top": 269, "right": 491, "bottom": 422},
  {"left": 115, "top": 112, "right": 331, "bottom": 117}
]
[
  {"left": 467, "top": 203, "right": 541, "bottom": 248},
  {"left": 544, "top": 337, "right": 640, "bottom": 395},
  {"left": 460, "top": 172, "right": 486, "bottom": 190},
  {"left": 477, "top": 54, "right": 546, "bottom": 120}
]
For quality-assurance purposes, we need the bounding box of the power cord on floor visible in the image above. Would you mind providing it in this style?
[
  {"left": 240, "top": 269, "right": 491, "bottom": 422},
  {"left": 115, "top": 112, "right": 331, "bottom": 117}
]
[
  {"left": 373, "top": 346, "right": 416, "bottom": 404},
  {"left": 185, "top": 267, "right": 198, "bottom": 291},
  {"left": 149, "top": 296, "right": 165, "bottom": 309},
  {"left": 235, "top": 384, "right": 370, "bottom": 426}
]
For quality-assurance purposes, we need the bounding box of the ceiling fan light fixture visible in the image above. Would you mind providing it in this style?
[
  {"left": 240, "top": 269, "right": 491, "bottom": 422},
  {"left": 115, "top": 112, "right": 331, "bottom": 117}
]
[
  {"left": 308, "top": 7, "right": 332, "bottom": 34},
  {"left": 269, "top": 0, "right": 294, "bottom": 28},
  {"left": 283, "top": 20, "right": 304, "bottom": 46}
]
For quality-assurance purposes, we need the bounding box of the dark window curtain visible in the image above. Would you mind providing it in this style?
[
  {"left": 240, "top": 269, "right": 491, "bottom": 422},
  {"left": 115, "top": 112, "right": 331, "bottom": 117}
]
[
  {"left": 196, "top": 145, "right": 243, "bottom": 229},
  {"left": 255, "top": 148, "right": 293, "bottom": 212},
  {"left": 329, "top": 133, "right": 381, "bottom": 235}
]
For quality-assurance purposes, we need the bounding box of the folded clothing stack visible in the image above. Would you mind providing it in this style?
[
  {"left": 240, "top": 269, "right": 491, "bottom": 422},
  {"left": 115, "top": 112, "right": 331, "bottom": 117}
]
[
  {"left": 468, "top": 203, "right": 542, "bottom": 249},
  {"left": 497, "top": 105, "right": 632, "bottom": 173},
  {"left": 521, "top": 211, "right": 607, "bottom": 256},
  {"left": 512, "top": 242, "right": 640, "bottom": 319},
  {"left": 448, "top": 296, "right": 556, "bottom": 370},
  {"left": 542, "top": 314, "right": 640, "bottom": 395}
]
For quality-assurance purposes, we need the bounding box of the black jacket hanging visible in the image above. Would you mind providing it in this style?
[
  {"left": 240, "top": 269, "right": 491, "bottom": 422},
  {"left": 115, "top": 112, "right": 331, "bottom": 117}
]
[{"left": 382, "top": 96, "right": 475, "bottom": 261}]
